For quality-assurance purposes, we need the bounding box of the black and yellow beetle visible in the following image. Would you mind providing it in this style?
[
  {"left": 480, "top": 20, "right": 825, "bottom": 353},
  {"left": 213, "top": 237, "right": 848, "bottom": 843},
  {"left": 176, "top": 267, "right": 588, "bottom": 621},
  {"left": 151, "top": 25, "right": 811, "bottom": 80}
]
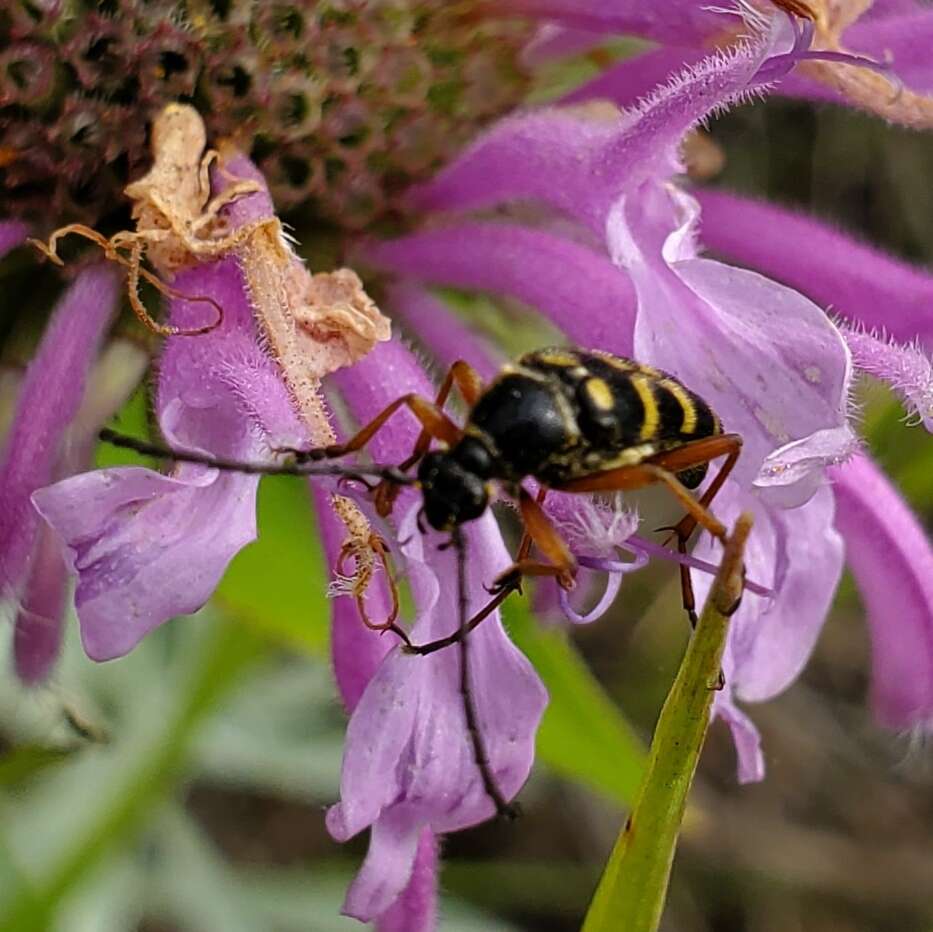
[{"left": 101, "top": 346, "right": 742, "bottom": 817}]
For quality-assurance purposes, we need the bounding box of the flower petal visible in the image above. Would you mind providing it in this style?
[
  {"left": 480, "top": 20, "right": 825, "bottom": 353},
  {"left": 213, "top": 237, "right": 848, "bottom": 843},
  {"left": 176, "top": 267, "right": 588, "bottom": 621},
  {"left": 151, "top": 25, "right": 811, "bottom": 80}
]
[
  {"left": 313, "top": 485, "right": 394, "bottom": 713},
  {"left": 830, "top": 454, "right": 933, "bottom": 731},
  {"left": 375, "top": 829, "right": 438, "bottom": 932},
  {"left": 712, "top": 692, "right": 765, "bottom": 784},
  {"left": 754, "top": 426, "right": 861, "bottom": 508},
  {"left": 13, "top": 521, "right": 67, "bottom": 684},
  {"left": 385, "top": 281, "right": 500, "bottom": 380},
  {"left": 563, "top": 46, "right": 706, "bottom": 107},
  {"left": 498, "top": 0, "right": 722, "bottom": 45},
  {"left": 0, "top": 220, "right": 28, "bottom": 259},
  {"left": 32, "top": 464, "right": 258, "bottom": 660},
  {"left": 328, "top": 503, "right": 547, "bottom": 825},
  {"left": 338, "top": 806, "right": 425, "bottom": 922},
  {"left": 367, "top": 222, "right": 636, "bottom": 356},
  {"left": 0, "top": 264, "right": 119, "bottom": 598},
  {"left": 33, "top": 257, "right": 307, "bottom": 661},
  {"left": 694, "top": 189, "right": 933, "bottom": 349},
  {"left": 409, "top": 13, "right": 805, "bottom": 233},
  {"left": 610, "top": 184, "right": 854, "bottom": 494},
  {"left": 328, "top": 341, "right": 546, "bottom": 922},
  {"left": 692, "top": 485, "right": 844, "bottom": 705},
  {"left": 840, "top": 325, "right": 933, "bottom": 431}
]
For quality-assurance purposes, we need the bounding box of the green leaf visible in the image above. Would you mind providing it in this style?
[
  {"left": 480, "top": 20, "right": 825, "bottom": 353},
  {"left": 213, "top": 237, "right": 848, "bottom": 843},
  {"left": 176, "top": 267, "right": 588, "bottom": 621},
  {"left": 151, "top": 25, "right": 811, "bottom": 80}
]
[
  {"left": 0, "top": 746, "right": 71, "bottom": 787},
  {"left": 0, "top": 614, "right": 262, "bottom": 932},
  {"left": 582, "top": 516, "right": 750, "bottom": 932},
  {"left": 215, "top": 476, "right": 330, "bottom": 657},
  {"left": 505, "top": 602, "right": 645, "bottom": 807}
]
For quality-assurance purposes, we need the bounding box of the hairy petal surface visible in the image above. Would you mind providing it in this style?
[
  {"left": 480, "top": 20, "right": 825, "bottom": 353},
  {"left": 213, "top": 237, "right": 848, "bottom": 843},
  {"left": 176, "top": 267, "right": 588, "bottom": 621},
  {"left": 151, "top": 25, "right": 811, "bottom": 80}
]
[
  {"left": 695, "top": 189, "right": 933, "bottom": 349},
  {"left": 367, "top": 222, "right": 636, "bottom": 356},
  {"left": 0, "top": 264, "right": 119, "bottom": 599},
  {"left": 831, "top": 454, "right": 933, "bottom": 731},
  {"left": 410, "top": 12, "right": 806, "bottom": 233},
  {"left": 841, "top": 325, "right": 933, "bottom": 430}
]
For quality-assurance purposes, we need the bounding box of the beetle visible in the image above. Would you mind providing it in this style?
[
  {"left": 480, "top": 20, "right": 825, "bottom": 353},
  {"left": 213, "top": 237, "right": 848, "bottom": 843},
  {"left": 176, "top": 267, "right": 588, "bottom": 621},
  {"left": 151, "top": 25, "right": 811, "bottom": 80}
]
[{"left": 100, "top": 346, "right": 742, "bottom": 817}]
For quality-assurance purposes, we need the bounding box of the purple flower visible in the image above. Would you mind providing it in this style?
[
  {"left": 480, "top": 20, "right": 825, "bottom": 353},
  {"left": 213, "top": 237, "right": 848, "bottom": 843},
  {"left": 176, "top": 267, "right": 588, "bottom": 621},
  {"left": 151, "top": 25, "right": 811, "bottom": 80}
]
[
  {"left": 5, "top": 2, "right": 932, "bottom": 926},
  {"left": 325, "top": 338, "right": 547, "bottom": 924},
  {"left": 32, "top": 257, "right": 309, "bottom": 660}
]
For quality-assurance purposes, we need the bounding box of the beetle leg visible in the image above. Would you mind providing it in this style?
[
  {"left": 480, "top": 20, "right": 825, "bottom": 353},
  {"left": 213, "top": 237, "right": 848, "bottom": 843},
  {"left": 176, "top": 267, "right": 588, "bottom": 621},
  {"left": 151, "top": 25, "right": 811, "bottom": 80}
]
[
  {"left": 374, "top": 360, "right": 484, "bottom": 516},
  {"left": 405, "top": 485, "right": 576, "bottom": 656},
  {"left": 487, "top": 486, "right": 576, "bottom": 593}
]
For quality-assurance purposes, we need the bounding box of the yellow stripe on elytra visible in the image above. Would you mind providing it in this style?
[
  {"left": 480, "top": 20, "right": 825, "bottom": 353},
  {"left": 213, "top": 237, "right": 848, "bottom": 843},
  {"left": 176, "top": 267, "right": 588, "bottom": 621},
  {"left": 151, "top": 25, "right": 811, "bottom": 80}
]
[
  {"left": 535, "top": 349, "right": 581, "bottom": 368},
  {"left": 583, "top": 376, "right": 615, "bottom": 412},
  {"left": 660, "top": 378, "right": 698, "bottom": 434},
  {"left": 631, "top": 374, "right": 659, "bottom": 441}
]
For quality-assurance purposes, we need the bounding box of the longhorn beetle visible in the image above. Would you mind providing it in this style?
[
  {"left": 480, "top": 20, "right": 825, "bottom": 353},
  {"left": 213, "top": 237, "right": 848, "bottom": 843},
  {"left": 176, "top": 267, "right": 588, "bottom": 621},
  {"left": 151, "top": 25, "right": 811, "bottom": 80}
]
[{"left": 101, "top": 346, "right": 743, "bottom": 818}]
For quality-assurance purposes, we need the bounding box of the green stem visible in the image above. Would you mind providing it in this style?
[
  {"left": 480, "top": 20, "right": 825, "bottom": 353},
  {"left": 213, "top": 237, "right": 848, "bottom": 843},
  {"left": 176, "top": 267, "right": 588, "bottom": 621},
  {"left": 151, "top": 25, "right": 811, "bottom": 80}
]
[{"left": 582, "top": 513, "right": 752, "bottom": 932}]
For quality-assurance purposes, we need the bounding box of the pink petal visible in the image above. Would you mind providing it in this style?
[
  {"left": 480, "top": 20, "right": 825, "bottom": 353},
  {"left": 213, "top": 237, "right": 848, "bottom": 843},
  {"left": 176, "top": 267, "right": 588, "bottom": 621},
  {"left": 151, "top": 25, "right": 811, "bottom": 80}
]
[
  {"left": 0, "top": 219, "right": 28, "bottom": 258},
  {"left": 712, "top": 693, "right": 765, "bottom": 784},
  {"left": 339, "top": 807, "right": 425, "bottom": 922},
  {"left": 33, "top": 258, "right": 307, "bottom": 661},
  {"left": 497, "top": 0, "right": 723, "bottom": 44},
  {"left": 375, "top": 829, "right": 438, "bottom": 932},
  {"left": 695, "top": 189, "right": 933, "bottom": 349},
  {"left": 328, "top": 340, "right": 546, "bottom": 922},
  {"left": 32, "top": 464, "right": 258, "bottom": 660},
  {"left": 563, "top": 46, "right": 706, "bottom": 107},
  {"left": 830, "top": 454, "right": 933, "bottom": 731},
  {"left": 841, "top": 325, "right": 933, "bottom": 431},
  {"left": 0, "top": 264, "right": 119, "bottom": 598},
  {"left": 13, "top": 521, "right": 67, "bottom": 684},
  {"left": 313, "top": 485, "right": 394, "bottom": 713},
  {"left": 409, "top": 14, "right": 804, "bottom": 233},
  {"left": 385, "top": 281, "right": 500, "bottom": 380},
  {"left": 693, "top": 485, "right": 844, "bottom": 705},
  {"left": 610, "top": 185, "right": 854, "bottom": 497},
  {"left": 367, "top": 223, "right": 636, "bottom": 356}
]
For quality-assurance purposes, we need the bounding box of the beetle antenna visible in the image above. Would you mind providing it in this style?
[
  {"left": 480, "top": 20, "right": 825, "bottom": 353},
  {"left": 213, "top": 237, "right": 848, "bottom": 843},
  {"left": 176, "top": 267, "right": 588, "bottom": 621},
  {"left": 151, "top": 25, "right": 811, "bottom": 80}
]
[
  {"left": 453, "top": 526, "right": 520, "bottom": 820},
  {"left": 98, "top": 427, "right": 415, "bottom": 485}
]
